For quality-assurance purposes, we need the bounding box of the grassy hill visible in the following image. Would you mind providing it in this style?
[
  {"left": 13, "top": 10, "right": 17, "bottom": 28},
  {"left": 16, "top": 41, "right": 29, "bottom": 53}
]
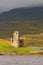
[
  {"left": 0, "top": 21, "right": 43, "bottom": 47},
  {"left": 0, "top": 21, "right": 43, "bottom": 38},
  {"left": 24, "top": 33, "right": 43, "bottom": 47}
]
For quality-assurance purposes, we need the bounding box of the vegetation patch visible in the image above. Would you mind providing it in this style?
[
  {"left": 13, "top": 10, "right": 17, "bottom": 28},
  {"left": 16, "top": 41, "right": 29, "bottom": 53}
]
[{"left": 0, "top": 39, "right": 41, "bottom": 55}]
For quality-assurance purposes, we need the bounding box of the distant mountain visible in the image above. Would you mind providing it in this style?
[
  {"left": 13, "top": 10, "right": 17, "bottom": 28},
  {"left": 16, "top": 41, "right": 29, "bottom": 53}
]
[{"left": 0, "top": 6, "right": 43, "bottom": 21}]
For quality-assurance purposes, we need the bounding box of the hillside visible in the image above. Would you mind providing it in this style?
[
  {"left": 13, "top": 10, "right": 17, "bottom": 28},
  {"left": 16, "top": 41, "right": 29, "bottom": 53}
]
[
  {"left": 0, "top": 21, "right": 43, "bottom": 47},
  {"left": 0, "top": 6, "right": 43, "bottom": 47},
  {"left": 0, "top": 21, "right": 43, "bottom": 38},
  {"left": 0, "top": 6, "right": 43, "bottom": 21}
]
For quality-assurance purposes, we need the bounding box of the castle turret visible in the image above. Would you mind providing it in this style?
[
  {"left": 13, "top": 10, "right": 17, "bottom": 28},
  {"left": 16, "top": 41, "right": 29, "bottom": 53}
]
[{"left": 10, "top": 31, "right": 19, "bottom": 48}]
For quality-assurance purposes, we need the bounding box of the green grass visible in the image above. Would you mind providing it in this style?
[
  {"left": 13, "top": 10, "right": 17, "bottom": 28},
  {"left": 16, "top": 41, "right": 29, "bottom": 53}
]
[
  {"left": 0, "top": 46, "right": 40, "bottom": 55},
  {"left": 0, "top": 39, "right": 41, "bottom": 55},
  {"left": 13, "top": 47, "right": 40, "bottom": 55}
]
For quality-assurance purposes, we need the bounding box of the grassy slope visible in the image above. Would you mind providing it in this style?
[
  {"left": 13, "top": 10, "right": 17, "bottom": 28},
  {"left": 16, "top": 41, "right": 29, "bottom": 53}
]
[
  {"left": 0, "top": 39, "right": 40, "bottom": 54},
  {"left": 0, "top": 21, "right": 43, "bottom": 38},
  {"left": 0, "top": 21, "right": 43, "bottom": 47},
  {"left": 24, "top": 33, "right": 43, "bottom": 47}
]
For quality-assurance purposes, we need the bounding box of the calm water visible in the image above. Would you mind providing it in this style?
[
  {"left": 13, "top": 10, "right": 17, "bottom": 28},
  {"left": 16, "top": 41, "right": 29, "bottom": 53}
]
[{"left": 0, "top": 55, "right": 43, "bottom": 65}]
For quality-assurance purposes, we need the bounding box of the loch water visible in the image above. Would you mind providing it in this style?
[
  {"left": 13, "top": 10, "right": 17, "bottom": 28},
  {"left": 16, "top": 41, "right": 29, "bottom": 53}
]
[{"left": 0, "top": 55, "right": 43, "bottom": 65}]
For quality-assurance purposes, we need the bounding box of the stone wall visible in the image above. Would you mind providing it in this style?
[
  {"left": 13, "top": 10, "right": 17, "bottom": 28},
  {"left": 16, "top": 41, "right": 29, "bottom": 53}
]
[
  {"left": 10, "top": 31, "right": 24, "bottom": 48},
  {"left": 10, "top": 31, "right": 19, "bottom": 48}
]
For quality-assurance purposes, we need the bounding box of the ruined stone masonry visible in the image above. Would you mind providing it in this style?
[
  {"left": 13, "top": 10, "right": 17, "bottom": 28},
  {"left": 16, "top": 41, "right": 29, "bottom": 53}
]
[{"left": 10, "top": 31, "right": 24, "bottom": 48}]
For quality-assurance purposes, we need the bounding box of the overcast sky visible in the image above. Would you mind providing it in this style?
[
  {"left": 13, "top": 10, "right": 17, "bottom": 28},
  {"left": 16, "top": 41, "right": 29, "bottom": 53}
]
[{"left": 0, "top": 0, "right": 43, "bottom": 12}]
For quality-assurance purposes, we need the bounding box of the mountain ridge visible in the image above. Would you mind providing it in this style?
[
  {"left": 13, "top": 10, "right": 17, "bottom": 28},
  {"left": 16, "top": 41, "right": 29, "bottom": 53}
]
[{"left": 0, "top": 6, "right": 43, "bottom": 21}]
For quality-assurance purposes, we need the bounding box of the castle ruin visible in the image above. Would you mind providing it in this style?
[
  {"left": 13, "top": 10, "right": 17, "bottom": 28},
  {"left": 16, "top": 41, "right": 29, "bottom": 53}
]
[{"left": 10, "top": 31, "right": 24, "bottom": 48}]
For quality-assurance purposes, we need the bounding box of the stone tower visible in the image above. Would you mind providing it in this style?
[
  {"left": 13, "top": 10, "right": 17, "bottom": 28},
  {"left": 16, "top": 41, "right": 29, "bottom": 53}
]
[{"left": 10, "top": 31, "right": 19, "bottom": 48}]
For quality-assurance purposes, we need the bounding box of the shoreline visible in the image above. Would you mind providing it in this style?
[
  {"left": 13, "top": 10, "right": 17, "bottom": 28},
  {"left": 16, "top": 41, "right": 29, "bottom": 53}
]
[{"left": 0, "top": 52, "right": 43, "bottom": 56}]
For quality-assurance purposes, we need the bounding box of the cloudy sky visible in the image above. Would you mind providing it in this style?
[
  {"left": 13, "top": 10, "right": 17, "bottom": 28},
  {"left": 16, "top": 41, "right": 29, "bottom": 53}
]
[{"left": 0, "top": 0, "right": 43, "bottom": 12}]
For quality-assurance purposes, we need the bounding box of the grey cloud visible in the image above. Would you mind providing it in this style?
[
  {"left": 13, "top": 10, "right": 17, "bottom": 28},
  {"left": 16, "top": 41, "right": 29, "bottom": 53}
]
[{"left": 0, "top": 0, "right": 43, "bottom": 12}]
